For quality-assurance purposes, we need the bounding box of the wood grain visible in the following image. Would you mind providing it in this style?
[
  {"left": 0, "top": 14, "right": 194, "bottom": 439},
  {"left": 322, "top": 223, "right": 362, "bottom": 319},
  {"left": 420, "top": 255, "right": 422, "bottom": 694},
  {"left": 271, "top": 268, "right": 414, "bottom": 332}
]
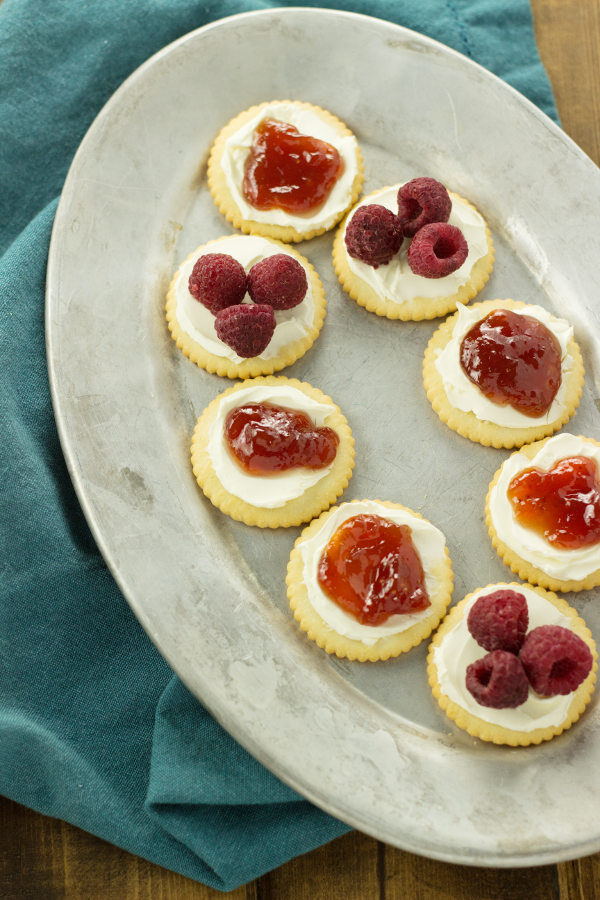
[
  {"left": 2, "top": 0, "right": 600, "bottom": 897},
  {"left": 531, "top": 0, "right": 600, "bottom": 165}
]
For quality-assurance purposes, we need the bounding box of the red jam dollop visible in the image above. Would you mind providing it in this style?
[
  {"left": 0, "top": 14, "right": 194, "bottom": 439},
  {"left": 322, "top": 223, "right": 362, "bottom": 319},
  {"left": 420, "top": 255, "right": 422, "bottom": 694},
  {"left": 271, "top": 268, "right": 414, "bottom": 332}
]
[
  {"left": 507, "top": 456, "right": 600, "bottom": 549},
  {"left": 224, "top": 402, "right": 339, "bottom": 475},
  {"left": 317, "top": 514, "right": 430, "bottom": 625},
  {"left": 459, "top": 309, "right": 562, "bottom": 417},
  {"left": 242, "top": 118, "right": 345, "bottom": 215}
]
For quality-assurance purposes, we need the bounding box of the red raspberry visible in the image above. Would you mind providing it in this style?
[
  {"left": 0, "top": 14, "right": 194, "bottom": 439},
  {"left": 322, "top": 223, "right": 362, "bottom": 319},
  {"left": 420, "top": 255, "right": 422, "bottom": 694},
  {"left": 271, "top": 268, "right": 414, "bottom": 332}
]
[
  {"left": 247, "top": 254, "right": 308, "bottom": 310},
  {"left": 520, "top": 625, "right": 593, "bottom": 696},
  {"left": 214, "top": 304, "right": 276, "bottom": 358},
  {"left": 466, "top": 650, "right": 530, "bottom": 709},
  {"left": 467, "top": 589, "right": 529, "bottom": 654},
  {"left": 407, "top": 222, "right": 468, "bottom": 278},
  {"left": 344, "top": 204, "right": 404, "bottom": 268},
  {"left": 396, "top": 177, "right": 452, "bottom": 237},
  {"left": 188, "top": 253, "right": 247, "bottom": 314}
]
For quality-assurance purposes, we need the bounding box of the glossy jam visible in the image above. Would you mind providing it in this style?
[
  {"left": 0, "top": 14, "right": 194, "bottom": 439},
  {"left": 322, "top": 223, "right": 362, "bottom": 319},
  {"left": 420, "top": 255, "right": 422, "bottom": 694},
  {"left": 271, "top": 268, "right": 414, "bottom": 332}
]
[
  {"left": 242, "top": 118, "right": 345, "bottom": 215},
  {"left": 459, "top": 309, "right": 562, "bottom": 417},
  {"left": 224, "top": 402, "right": 339, "bottom": 474},
  {"left": 317, "top": 514, "right": 430, "bottom": 625},
  {"left": 507, "top": 456, "right": 600, "bottom": 549}
]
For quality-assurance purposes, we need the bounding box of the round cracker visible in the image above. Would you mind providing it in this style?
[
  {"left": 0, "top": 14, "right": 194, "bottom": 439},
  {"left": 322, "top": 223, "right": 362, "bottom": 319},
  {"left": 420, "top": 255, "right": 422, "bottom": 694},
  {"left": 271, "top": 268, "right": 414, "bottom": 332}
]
[
  {"left": 333, "top": 189, "right": 494, "bottom": 320},
  {"left": 486, "top": 436, "right": 600, "bottom": 591},
  {"left": 427, "top": 582, "right": 597, "bottom": 745},
  {"left": 190, "top": 376, "right": 354, "bottom": 528},
  {"left": 287, "top": 499, "right": 453, "bottom": 661},
  {"left": 423, "top": 299, "right": 584, "bottom": 448},
  {"left": 207, "top": 100, "right": 364, "bottom": 243},
  {"left": 166, "top": 235, "right": 326, "bottom": 378}
]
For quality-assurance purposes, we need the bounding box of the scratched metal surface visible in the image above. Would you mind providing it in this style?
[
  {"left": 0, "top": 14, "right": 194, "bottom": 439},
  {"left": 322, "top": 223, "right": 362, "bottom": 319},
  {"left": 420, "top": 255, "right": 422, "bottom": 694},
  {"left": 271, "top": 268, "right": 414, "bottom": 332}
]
[{"left": 46, "top": 9, "right": 600, "bottom": 864}]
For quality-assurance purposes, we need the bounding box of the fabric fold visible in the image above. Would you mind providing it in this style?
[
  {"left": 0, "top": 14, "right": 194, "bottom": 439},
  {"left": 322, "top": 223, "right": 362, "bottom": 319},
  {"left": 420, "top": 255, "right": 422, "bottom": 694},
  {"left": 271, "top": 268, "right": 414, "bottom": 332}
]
[{"left": 145, "top": 679, "right": 348, "bottom": 888}]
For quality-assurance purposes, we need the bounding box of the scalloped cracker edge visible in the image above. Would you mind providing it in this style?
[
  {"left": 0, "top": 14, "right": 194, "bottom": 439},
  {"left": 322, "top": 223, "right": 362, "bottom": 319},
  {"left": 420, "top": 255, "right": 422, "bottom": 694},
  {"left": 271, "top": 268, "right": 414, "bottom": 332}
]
[{"left": 166, "top": 235, "right": 326, "bottom": 378}]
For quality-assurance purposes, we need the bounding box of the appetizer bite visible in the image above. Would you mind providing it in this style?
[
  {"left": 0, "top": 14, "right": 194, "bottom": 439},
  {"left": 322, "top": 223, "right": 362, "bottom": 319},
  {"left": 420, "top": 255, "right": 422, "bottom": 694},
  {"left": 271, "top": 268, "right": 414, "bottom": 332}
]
[
  {"left": 207, "top": 100, "right": 364, "bottom": 242},
  {"left": 333, "top": 177, "right": 494, "bottom": 320},
  {"left": 191, "top": 377, "right": 354, "bottom": 527}
]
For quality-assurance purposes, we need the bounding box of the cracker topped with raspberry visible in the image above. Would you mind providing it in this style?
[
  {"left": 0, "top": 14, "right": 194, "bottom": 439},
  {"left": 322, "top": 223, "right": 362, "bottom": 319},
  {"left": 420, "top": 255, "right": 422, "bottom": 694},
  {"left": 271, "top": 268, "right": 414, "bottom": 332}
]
[
  {"left": 333, "top": 178, "right": 494, "bottom": 320},
  {"left": 427, "top": 582, "right": 597, "bottom": 745},
  {"left": 166, "top": 234, "right": 326, "bottom": 378}
]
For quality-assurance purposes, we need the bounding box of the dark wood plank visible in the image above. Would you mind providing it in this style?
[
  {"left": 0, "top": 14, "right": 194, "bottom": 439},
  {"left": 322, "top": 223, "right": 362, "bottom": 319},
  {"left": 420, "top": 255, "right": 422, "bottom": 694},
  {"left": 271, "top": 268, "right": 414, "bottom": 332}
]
[
  {"left": 558, "top": 854, "right": 600, "bottom": 900},
  {"left": 382, "top": 847, "right": 558, "bottom": 900},
  {"left": 255, "top": 831, "right": 380, "bottom": 900},
  {"left": 0, "top": 795, "right": 245, "bottom": 900}
]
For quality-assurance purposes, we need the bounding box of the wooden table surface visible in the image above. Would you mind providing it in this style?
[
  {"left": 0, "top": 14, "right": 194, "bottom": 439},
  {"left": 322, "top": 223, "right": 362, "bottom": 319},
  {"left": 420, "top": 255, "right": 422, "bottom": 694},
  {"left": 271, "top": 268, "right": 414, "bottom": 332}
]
[{"left": 2, "top": 1, "right": 600, "bottom": 897}]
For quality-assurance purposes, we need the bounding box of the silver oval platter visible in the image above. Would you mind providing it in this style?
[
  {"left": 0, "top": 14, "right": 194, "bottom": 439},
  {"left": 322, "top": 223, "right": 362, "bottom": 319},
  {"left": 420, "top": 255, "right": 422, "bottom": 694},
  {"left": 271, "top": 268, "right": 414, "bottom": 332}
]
[{"left": 46, "top": 8, "right": 600, "bottom": 865}]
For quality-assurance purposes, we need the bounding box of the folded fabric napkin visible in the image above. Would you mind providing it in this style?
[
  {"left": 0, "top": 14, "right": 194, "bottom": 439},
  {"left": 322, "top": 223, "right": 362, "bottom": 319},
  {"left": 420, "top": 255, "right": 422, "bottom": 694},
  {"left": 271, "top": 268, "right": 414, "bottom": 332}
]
[{"left": 0, "top": 0, "right": 557, "bottom": 891}]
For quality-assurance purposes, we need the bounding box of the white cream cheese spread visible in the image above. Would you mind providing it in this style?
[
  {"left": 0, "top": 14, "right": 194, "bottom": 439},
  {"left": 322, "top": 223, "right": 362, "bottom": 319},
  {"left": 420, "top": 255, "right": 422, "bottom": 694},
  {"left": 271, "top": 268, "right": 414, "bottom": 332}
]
[
  {"left": 174, "top": 235, "right": 314, "bottom": 362},
  {"left": 207, "top": 383, "right": 336, "bottom": 509},
  {"left": 433, "top": 584, "right": 575, "bottom": 731},
  {"left": 299, "top": 500, "right": 447, "bottom": 645},
  {"left": 221, "top": 102, "right": 359, "bottom": 233},
  {"left": 489, "top": 433, "right": 600, "bottom": 580},
  {"left": 434, "top": 302, "right": 574, "bottom": 428},
  {"left": 343, "top": 186, "right": 488, "bottom": 302}
]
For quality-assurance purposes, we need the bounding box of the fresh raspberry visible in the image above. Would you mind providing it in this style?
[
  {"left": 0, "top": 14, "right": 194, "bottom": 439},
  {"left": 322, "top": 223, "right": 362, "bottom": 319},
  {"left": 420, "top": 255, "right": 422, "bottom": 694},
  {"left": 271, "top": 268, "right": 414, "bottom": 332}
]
[
  {"left": 465, "top": 650, "right": 530, "bottom": 709},
  {"left": 344, "top": 204, "right": 404, "bottom": 268},
  {"left": 188, "top": 253, "right": 247, "bottom": 314},
  {"left": 467, "top": 589, "right": 529, "bottom": 654},
  {"left": 396, "top": 177, "right": 452, "bottom": 237},
  {"left": 247, "top": 254, "right": 308, "bottom": 310},
  {"left": 520, "top": 625, "right": 593, "bottom": 696},
  {"left": 214, "top": 304, "right": 276, "bottom": 358},
  {"left": 407, "top": 222, "right": 468, "bottom": 278}
]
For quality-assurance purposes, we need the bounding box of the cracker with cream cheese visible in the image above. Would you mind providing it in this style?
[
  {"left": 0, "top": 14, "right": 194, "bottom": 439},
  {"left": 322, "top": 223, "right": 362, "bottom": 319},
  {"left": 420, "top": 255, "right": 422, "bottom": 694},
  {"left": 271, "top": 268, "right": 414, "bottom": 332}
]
[
  {"left": 423, "top": 299, "right": 584, "bottom": 448},
  {"left": 333, "top": 187, "right": 494, "bottom": 321},
  {"left": 427, "top": 582, "right": 597, "bottom": 745},
  {"left": 190, "top": 377, "right": 354, "bottom": 528},
  {"left": 287, "top": 499, "right": 453, "bottom": 661},
  {"left": 207, "top": 101, "right": 364, "bottom": 243},
  {"left": 166, "top": 235, "right": 326, "bottom": 378},
  {"left": 486, "top": 435, "right": 600, "bottom": 592}
]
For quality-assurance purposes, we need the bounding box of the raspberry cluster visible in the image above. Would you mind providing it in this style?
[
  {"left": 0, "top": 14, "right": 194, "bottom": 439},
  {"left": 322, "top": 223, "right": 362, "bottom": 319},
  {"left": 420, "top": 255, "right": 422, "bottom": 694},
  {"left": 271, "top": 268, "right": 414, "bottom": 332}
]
[
  {"left": 188, "top": 251, "right": 307, "bottom": 358},
  {"left": 464, "top": 589, "right": 593, "bottom": 709},
  {"left": 344, "top": 177, "right": 468, "bottom": 278}
]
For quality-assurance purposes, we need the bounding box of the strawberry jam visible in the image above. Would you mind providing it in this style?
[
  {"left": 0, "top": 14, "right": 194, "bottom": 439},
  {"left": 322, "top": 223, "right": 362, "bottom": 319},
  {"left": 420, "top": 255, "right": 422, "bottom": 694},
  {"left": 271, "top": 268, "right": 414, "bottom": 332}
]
[
  {"left": 317, "top": 514, "right": 430, "bottom": 625},
  {"left": 459, "top": 309, "right": 562, "bottom": 417},
  {"left": 224, "top": 402, "right": 339, "bottom": 474},
  {"left": 242, "top": 118, "right": 345, "bottom": 215},
  {"left": 507, "top": 456, "right": 600, "bottom": 549}
]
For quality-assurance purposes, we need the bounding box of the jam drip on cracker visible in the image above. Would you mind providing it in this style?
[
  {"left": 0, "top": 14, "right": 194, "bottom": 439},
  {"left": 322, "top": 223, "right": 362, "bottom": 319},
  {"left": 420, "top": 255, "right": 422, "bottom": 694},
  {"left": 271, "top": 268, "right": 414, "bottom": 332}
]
[
  {"left": 242, "top": 119, "right": 345, "bottom": 214},
  {"left": 224, "top": 402, "right": 339, "bottom": 474},
  {"left": 507, "top": 456, "right": 600, "bottom": 549},
  {"left": 317, "top": 514, "right": 430, "bottom": 625},
  {"left": 459, "top": 309, "right": 562, "bottom": 417}
]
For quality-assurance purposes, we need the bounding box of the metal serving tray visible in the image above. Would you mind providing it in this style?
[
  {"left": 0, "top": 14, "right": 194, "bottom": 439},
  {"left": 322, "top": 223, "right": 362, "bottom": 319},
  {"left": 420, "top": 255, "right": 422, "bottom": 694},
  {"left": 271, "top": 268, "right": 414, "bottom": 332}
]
[{"left": 46, "top": 8, "right": 600, "bottom": 865}]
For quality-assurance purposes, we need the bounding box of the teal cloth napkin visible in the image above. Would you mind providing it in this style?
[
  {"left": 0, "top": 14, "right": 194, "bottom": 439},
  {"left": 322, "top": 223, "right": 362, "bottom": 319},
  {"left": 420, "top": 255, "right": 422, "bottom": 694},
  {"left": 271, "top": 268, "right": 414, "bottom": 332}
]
[{"left": 0, "top": 0, "right": 557, "bottom": 891}]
